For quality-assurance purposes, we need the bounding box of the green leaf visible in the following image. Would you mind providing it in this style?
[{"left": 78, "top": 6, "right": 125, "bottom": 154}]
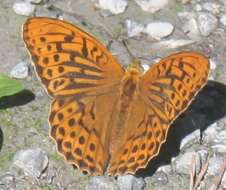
[{"left": 0, "top": 75, "right": 24, "bottom": 98}]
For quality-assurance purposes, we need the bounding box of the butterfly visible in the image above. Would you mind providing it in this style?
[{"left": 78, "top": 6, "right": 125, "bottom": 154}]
[{"left": 23, "top": 17, "right": 209, "bottom": 176}]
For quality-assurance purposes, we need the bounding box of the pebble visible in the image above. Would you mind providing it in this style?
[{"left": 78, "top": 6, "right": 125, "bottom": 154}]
[
  {"left": 203, "top": 122, "right": 218, "bottom": 143},
  {"left": 85, "top": 176, "right": 119, "bottom": 190},
  {"left": 134, "top": 0, "right": 168, "bottom": 13},
  {"left": 202, "top": 2, "right": 220, "bottom": 15},
  {"left": 0, "top": 173, "right": 15, "bottom": 188},
  {"left": 117, "top": 175, "right": 145, "bottom": 190},
  {"left": 13, "top": 148, "right": 48, "bottom": 178},
  {"left": 211, "top": 130, "right": 226, "bottom": 153},
  {"left": 10, "top": 61, "right": 29, "bottom": 79},
  {"left": 180, "top": 129, "right": 200, "bottom": 150},
  {"left": 207, "top": 156, "right": 224, "bottom": 176},
  {"left": 178, "top": 12, "right": 201, "bottom": 40},
  {"left": 195, "top": 4, "right": 202, "bottom": 11},
  {"left": 220, "top": 14, "right": 226, "bottom": 28},
  {"left": 172, "top": 151, "right": 202, "bottom": 175},
  {"left": 210, "top": 58, "right": 217, "bottom": 70},
  {"left": 13, "top": 1, "right": 35, "bottom": 16},
  {"left": 141, "top": 63, "right": 150, "bottom": 73},
  {"left": 145, "top": 172, "right": 168, "bottom": 186},
  {"left": 150, "top": 39, "right": 195, "bottom": 51},
  {"left": 27, "top": 0, "right": 43, "bottom": 3},
  {"left": 144, "top": 22, "right": 174, "bottom": 40},
  {"left": 197, "top": 12, "right": 218, "bottom": 36},
  {"left": 93, "top": 0, "right": 128, "bottom": 14},
  {"left": 125, "top": 20, "right": 144, "bottom": 37}
]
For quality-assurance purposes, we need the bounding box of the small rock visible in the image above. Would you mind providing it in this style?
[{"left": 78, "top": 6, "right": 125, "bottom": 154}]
[
  {"left": 203, "top": 122, "right": 218, "bottom": 143},
  {"left": 207, "top": 156, "right": 224, "bottom": 176},
  {"left": 145, "top": 172, "right": 168, "bottom": 186},
  {"left": 135, "top": 0, "right": 168, "bottom": 13},
  {"left": 180, "top": 0, "right": 192, "bottom": 4},
  {"left": 156, "top": 164, "right": 171, "bottom": 173},
  {"left": 93, "top": 0, "right": 128, "bottom": 14},
  {"left": 13, "top": 1, "right": 35, "bottom": 16},
  {"left": 178, "top": 12, "right": 201, "bottom": 40},
  {"left": 117, "top": 175, "right": 145, "bottom": 190},
  {"left": 202, "top": 3, "right": 220, "bottom": 15},
  {"left": 27, "top": 0, "right": 43, "bottom": 3},
  {"left": 85, "top": 176, "right": 119, "bottom": 190},
  {"left": 211, "top": 130, "right": 226, "bottom": 153},
  {"left": 210, "top": 58, "right": 217, "bottom": 70},
  {"left": 10, "top": 61, "right": 29, "bottom": 79},
  {"left": 220, "top": 14, "right": 226, "bottom": 28},
  {"left": 13, "top": 148, "right": 48, "bottom": 178},
  {"left": 172, "top": 151, "right": 202, "bottom": 175},
  {"left": 125, "top": 20, "right": 144, "bottom": 37},
  {"left": 144, "top": 22, "right": 174, "bottom": 40},
  {"left": 195, "top": 4, "right": 202, "bottom": 11},
  {"left": 0, "top": 173, "right": 15, "bottom": 187},
  {"left": 141, "top": 63, "right": 150, "bottom": 73},
  {"left": 197, "top": 12, "right": 218, "bottom": 36},
  {"left": 180, "top": 129, "right": 200, "bottom": 150},
  {"left": 150, "top": 39, "right": 195, "bottom": 50}
]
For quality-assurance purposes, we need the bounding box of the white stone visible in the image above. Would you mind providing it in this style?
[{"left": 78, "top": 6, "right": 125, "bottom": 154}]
[
  {"left": 134, "top": 0, "right": 168, "bottom": 13},
  {"left": 26, "top": 0, "right": 43, "bottom": 3},
  {"left": 210, "top": 58, "right": 217, "bottom": 70},
  {"left": 203, "top": 122, "right": 218, "bottom": 142},
  {"left": 94, "top": 0, "right": 127, "bottom": 14},
  {"left": 86, "top": 176, "right": 119, "bottom": 190},
  {"left": 13, "top": 148, "right": 48, "bottom": 178},
  {"left": 172, "top": 151, "right": 202, "bottom": 175},
  {"left": 150, "top": 39, "right": 195, "bottom": 51},
  {"left": 195, "top": 4, "right": 202, "bottom": 11},
  {"left": 144, "top": 22, "right": 174, "bottom": 40},
  {"left": 117, "top": 175, "right": 145, "bottom": 190},
  {"left": 180, "top": 129, "right": 200, "bottom": 150},
  {"left": 10, "top": 61, "right": 29, "bottom": 79},
  {"left": 220, "top": 14, "right": 226, "bottom": 28},
  {"left": 13, "top": 1, "right": 35, "bottom": 16},
  {"left": 211, "top": 130, "right": 226, "bottom": 153},
  {"left": 141, "top": 63, "right": 150, "bottom": 73},
  {"left": 202, "top": 3, "right": 220, "bottom": 15},
  {"left": 178, "top": 12, "right": 201, "bottom": 40},
  {"left": 156, "top": 164, "right": 171, "bottom": 173},
  {"left": 125, "top": 20, "right": 144, "bottom": 37},
  {"left": 197, "top": 12, "right": 218, "bottom": 37},
  {"left": 207, "top": 156, "right": 224, "bottom": 176}
]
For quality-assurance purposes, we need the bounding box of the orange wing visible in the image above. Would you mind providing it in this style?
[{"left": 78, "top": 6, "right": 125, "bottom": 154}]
[
  {"left": 108, "top": 52, "right": 209, "bottom": 175},
  {"left": 23, "top": 17, "right": 124, "bottom": 175},
  {"left": 23, "top": 17, "right": 124, "bottom": 98}
]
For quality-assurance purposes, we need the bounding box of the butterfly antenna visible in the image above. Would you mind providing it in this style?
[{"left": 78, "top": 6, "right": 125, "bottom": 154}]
[
  {"left": 122, "top": 39, "right": 136, "bottom": 60},
  {"left": 122, "top": 39, "right": 142, "bottom": 70}
]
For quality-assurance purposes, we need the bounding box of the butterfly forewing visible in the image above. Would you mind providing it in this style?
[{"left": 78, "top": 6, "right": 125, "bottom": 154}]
[
  {"left": 23, "top": 17, "right": 124, "bottom": 98},
  {"left": 108, "top": 52, "right": 209, "bottom": 175}
]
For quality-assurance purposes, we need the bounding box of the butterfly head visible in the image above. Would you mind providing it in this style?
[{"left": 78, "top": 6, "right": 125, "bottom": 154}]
[{"left": 127, "top": 58, "right": 143, "bottom": 74}]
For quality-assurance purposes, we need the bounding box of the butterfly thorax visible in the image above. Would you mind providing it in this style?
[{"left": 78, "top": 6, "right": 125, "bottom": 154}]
[{"left": 109, "top": 66, "right": 142, "bottom": 155}]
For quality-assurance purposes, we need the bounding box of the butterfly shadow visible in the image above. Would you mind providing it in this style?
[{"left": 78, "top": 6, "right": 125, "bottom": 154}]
[
  {"left": 0, "top": 90, "right": 35, "bottom": 109},
  {"left": 136, "top": 80, "right": 226, "bottom": 178}
]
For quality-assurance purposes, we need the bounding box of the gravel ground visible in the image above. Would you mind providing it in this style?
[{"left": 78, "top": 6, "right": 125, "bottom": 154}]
[{"left": 0, "top": 0, "right": 226, "bottom": 189}]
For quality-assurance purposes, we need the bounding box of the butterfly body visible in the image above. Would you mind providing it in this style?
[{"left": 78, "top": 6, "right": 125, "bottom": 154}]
[{"left": 23, "top": 17, "right": 209, "bottom": 176}]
